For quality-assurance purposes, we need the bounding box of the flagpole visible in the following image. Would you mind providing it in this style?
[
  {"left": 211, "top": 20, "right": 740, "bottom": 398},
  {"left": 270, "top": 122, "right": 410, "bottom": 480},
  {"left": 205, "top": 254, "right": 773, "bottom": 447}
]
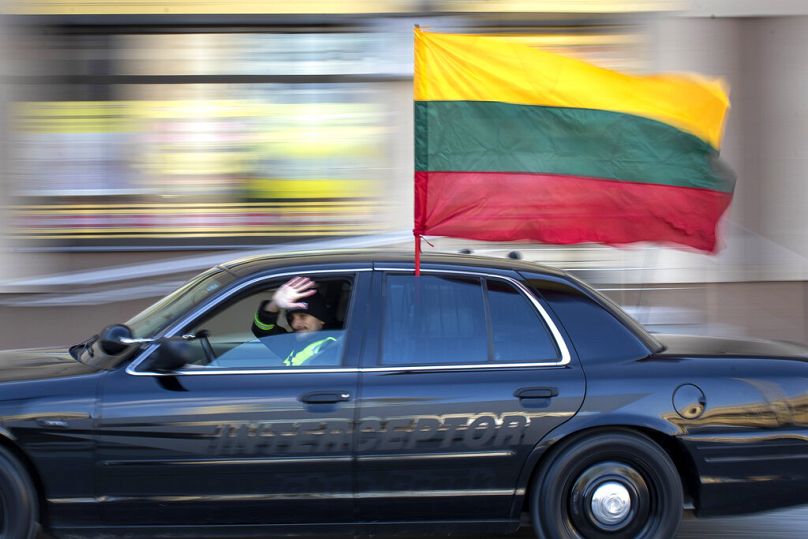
[
  {"left": 414, "top": 23, "right": 421, "bottom": 277},
  {"left": 414, "top": 233, "right": 421, "bottom": 276}
]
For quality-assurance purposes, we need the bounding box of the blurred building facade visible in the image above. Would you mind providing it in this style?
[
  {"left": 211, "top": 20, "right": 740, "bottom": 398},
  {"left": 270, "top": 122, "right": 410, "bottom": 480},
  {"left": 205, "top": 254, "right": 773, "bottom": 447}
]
[
  {"left": 3, "top": 1, "right": 808, "bottom": 347},
  {"left": 3, "top": 0, "right": 665, "bottom": 253}
]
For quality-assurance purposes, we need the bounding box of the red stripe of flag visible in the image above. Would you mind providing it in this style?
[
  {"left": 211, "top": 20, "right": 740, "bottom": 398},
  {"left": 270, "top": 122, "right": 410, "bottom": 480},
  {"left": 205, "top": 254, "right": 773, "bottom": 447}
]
[{"left": 415, "top": 171, "right": 732, "bottom": 252}]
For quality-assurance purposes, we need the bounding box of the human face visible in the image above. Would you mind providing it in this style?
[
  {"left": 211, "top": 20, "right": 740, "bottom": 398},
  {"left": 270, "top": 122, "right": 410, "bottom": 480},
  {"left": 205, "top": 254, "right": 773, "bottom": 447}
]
[{"left": 290, "top": 312, "right": 324, "bottom": 334}]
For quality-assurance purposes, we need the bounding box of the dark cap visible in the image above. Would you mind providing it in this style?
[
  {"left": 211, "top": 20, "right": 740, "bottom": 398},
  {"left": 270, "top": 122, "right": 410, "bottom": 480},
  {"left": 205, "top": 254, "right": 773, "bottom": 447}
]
[{"left": 286, "top": 293, "right": 330, "bottom": 325}]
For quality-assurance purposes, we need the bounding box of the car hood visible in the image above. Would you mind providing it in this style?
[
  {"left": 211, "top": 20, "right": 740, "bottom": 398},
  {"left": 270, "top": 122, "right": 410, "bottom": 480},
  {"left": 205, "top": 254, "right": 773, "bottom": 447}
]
[
  {"left": 654, "top": 333, "right": 808, "bottom": 360},
  {"left": 0, "top": 347, "right": 99, "bottom": 382}
]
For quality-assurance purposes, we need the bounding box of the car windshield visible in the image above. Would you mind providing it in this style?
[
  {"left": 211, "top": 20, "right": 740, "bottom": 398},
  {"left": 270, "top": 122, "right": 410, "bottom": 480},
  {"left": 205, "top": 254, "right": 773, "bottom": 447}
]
[{"left": 127, "top": 267, "right": 236, "bottom": 338}]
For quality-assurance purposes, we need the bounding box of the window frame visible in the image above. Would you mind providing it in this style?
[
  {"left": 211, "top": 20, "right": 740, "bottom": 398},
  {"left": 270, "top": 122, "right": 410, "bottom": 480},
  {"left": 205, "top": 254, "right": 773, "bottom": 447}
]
[
  {"left": 371, "top": 268, "right": 570, "bottom": 371},
  {"left": 126, "top": 267, "right": 371, "bottom": 376}
]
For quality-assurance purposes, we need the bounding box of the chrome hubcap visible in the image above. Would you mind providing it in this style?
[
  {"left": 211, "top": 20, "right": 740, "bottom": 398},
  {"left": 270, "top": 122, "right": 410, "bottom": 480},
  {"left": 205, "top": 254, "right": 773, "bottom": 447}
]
[{"left": 590, "top": 481, "right": 632, "bottom": 525}]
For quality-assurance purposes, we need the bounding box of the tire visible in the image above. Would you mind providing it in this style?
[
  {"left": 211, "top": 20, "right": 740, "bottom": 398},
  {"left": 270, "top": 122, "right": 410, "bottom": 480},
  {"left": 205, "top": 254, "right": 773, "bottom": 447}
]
[
  {"left": 530, "top": 431, "right": 682, "bottom": 539},
  {"left": 0, "top": 445, "right": 39, "bottom": 539}
]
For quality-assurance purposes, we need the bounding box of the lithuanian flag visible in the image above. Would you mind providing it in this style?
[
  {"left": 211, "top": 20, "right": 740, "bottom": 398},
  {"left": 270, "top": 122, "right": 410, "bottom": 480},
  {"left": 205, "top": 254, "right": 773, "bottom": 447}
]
[{"left": 414, "top": 29, "right": 734, "bottom": 252}]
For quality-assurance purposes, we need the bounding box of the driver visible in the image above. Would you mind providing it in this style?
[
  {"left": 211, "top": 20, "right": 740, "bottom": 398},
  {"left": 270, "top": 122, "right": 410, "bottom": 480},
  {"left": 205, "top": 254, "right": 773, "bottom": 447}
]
[{"left": 251, "top": 277, "right": 339, "bottom": 367}]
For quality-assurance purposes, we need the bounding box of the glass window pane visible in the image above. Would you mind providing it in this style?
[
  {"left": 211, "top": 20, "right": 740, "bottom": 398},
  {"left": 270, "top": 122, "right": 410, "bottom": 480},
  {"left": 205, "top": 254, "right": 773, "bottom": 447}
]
[
  {"left": 487, "top": 280, "right": 559, "bottom": 362},
  {"left": 382, "top": 275, "right": 487, "bottom": 366},
  {"left": 528, "top": 278, "right": 651, "bottom": 364},
  {"left": 170, "top": 277, "right": 351, "bottom": 370}
]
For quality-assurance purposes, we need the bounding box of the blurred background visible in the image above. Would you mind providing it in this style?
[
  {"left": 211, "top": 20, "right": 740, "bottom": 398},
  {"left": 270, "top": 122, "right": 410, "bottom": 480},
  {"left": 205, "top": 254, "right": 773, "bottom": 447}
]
[{"left": 2, "top": 0, "right": 808, "bottom": 349}]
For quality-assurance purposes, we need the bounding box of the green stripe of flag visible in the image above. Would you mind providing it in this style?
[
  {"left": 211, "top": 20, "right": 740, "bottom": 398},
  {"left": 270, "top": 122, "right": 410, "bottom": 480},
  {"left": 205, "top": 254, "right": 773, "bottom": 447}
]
[{"left": 414, "top": 100, "right": 734, "bottom": 193}]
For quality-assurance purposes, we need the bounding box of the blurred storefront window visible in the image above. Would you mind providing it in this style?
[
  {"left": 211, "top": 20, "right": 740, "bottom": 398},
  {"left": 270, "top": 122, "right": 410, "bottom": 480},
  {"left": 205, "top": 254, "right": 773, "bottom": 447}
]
[
  {"left": 10, "top": 31, "right": 394, "bottom": 247},
  {"left": 117, "top": 33, "right": 404, "bottom": 76}
]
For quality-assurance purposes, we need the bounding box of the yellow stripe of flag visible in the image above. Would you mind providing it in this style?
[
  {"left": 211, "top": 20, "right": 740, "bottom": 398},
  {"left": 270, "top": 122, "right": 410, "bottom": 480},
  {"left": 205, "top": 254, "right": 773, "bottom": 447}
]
[{"left": 414, "top": 29, "right": 729, "bottom": 149}]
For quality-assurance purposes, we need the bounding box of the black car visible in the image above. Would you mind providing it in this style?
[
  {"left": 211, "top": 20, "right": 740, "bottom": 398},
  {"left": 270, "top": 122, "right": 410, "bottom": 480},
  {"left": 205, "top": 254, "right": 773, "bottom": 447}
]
[{"left": 1, "top": 251, "right": 807, "bottom": 539}]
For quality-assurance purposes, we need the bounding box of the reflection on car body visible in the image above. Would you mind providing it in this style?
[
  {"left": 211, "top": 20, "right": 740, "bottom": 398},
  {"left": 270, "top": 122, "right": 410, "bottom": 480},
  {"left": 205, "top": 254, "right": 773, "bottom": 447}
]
[{"left": 0, "top": 251, "right": 806, "bottom": 539}]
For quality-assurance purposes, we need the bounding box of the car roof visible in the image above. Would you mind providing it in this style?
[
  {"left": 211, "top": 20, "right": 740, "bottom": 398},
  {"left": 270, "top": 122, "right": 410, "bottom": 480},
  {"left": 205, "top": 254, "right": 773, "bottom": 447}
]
[
  {"left": 220, "top": 249, "right": 569, "bottom": 278},
  {"left": 218, "top": 249, "right": 661, "bottom": 356}
]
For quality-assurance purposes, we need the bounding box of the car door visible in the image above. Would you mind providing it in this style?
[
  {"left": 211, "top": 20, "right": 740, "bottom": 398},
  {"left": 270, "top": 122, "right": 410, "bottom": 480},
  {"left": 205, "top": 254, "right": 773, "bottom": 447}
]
[
  {"left": 355, "top": 267, "right": 586, "bottom": 522},
  {"left": 95, "top": 269, "right": 370, "bottom": 527}
]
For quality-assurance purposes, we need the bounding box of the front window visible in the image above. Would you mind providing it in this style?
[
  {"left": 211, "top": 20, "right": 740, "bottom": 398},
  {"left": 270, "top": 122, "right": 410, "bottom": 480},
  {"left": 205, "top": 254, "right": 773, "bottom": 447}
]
[{"left": 141, "top": 275, "right": 354, "bottom": 371}]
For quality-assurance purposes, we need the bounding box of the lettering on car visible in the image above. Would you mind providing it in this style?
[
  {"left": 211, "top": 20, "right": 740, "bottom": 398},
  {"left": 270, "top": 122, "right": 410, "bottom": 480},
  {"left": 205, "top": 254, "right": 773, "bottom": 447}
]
[{"left": 208, "top": 413, "right": 534, "bottom": 455}]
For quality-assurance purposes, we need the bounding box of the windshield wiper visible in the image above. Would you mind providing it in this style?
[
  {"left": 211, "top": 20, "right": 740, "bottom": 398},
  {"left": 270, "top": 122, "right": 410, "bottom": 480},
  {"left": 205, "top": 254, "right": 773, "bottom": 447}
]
[{"left": 69, "top": 335, "right": 98, "bottom": 362}]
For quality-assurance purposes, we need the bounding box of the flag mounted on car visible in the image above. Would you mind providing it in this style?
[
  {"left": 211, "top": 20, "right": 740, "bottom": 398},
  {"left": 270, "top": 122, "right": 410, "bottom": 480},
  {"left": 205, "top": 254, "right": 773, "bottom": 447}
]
[{"left": 413, "top": 28, "right": 734, "bottom": 270}]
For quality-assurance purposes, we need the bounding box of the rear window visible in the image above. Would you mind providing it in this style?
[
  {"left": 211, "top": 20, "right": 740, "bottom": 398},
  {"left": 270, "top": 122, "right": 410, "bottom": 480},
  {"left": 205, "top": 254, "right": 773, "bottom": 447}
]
[
  {"left": 382, "top": 275, "right": 488, "bottom": 365},
  {"left": 487, "top": 279, "right": 559, "bottom": 362},
  {"left": 380, "top": 273, "right": 561, "bottom": 366},
  {"left": 525, "top": 276, "right": 651, "bottom": 364}
]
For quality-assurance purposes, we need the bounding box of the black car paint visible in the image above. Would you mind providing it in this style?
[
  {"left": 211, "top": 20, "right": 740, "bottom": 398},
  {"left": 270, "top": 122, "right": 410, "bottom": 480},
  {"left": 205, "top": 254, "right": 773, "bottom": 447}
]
[
  {"left": 0, "top": 349, "right": 102, "bottom": 527},
  {"left": 355, "top": 268, "right": 586, "bottom": 522},
  {"left": 654, "top": 334, "right": 808, "bottom": 515},
  {"left": 0, "top": 251, "right": 804, "bottom": 537}
]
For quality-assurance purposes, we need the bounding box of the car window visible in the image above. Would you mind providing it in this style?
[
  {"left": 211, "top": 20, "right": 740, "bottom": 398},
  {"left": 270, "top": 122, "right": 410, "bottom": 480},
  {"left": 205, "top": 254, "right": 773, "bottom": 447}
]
[
  {"left": 486, "top": 279, "right": 560, "bottom": 362},
  {"left": 561, "top": 272, "right": 663, "bottom": 353},
  {"left": 526, "top": 277, "right": 651, "bottom": 363},
  {"left": 382, "top": 275, "right": 487, "bottom": 365},
  {"left": 147, "top": 276, "right": 353, "bottom": 371}
]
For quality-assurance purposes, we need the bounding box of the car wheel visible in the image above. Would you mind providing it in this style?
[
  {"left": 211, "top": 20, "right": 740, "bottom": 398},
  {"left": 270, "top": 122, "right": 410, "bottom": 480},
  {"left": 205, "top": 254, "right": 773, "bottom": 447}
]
[
  {"left": 530, "top": 431, "right": 682, "bottom": 539},
  {"left": 0, "top": 446, "right": 39, "bottom": 539}
]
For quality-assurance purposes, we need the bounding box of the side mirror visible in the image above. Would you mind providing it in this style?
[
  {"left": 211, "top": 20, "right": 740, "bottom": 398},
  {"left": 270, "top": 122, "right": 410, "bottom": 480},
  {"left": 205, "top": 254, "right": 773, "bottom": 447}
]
[
  {"left": 99, "top": 324, "right": 134, "bottom": 355},
  {"left": 147, "top": 341, "right": 193, "bottom": 373}
]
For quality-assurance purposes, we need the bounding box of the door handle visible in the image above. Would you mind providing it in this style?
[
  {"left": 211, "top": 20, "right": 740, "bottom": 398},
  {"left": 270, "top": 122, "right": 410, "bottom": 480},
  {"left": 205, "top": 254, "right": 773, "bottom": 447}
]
[
  {"left": 514, "top": 387, "right": 558, "bottom": 399},
  {"left": 299, "top": 391, "right": 352, "bottom": 404},
  {"left": 37, "top": 418, "right": 68, "bottom": 428}
]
